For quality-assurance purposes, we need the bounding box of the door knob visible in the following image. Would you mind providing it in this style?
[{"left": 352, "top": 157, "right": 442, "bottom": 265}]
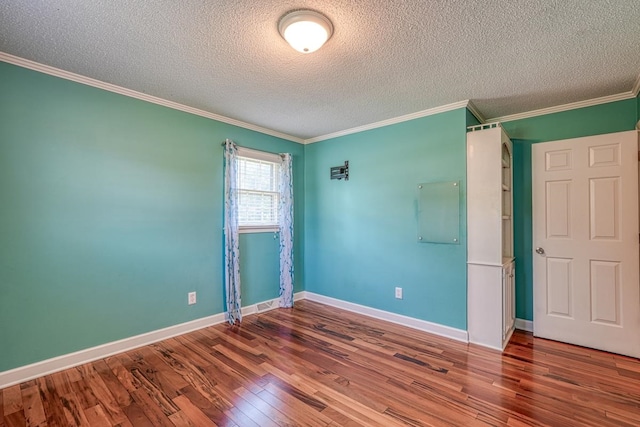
[{"left": 535, "top": 247, "right": 545, "bottom": 255}]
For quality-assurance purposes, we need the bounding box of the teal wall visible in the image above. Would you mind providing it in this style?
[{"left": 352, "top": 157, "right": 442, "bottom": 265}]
[
  {"left": 304, "top": 99, "right": 637, "bottom": 328},
  {"left": 304, "top": 109, "right": 468, "bottom": 330},
  {"left": 466, "top": 109, "right": 481, "bottom": 127},
  {"left": 0, "top": 61, "right": 304, "bottom": 372},
  {"left": 1, "top": 58, "right": 636, "bottom": 373},
  {"left": 502, "top": 99, "right": 638, "bottom": 321}
]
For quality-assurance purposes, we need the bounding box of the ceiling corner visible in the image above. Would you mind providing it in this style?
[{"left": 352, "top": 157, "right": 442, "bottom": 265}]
[
  {"left": 0, "top": 52, "right": 304, "bottom": 145},
  {"left": 633, "top": 72, "right": 640, "bottom": 97},
  {"left": 465, "top": 100, "right": 486, "bottom": 124}
]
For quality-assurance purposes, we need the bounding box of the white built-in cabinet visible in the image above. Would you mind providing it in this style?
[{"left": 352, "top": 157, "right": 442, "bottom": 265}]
[{"left": 467, "top": 123, "right": 515, "bottom": 351}]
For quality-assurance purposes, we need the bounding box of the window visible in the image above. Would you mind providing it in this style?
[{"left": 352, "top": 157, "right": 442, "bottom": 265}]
[{"left": 236, "top": 147, "right": 281, "bottom": 232}]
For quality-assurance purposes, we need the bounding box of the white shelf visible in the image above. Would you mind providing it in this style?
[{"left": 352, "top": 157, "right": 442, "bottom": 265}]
[{"left": 467, "top": 126, "right": 514, "bottom": 352}]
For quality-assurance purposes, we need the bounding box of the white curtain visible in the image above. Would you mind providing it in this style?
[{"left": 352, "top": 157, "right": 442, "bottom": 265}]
[
  {"left": 278, "top": 153, "right": 294, "bottom": 307},
  {"left": 224, "top": 139, "right": 242, "bottom": 324}
]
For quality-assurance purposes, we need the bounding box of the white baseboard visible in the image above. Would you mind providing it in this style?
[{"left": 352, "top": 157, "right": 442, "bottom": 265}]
[
  {"left": 0, "top": 313, "right": 225, "bottom": 389},
  {"left": 515, "top": 318, "right": 533, "bottom": 332},
  {"left": 0, "top": 292, "right": 305, "bottom": 389},
  {"left": 225, "top": 291, "right": 306, "bottom": 321},
  {"left": 303, "top": 292, "right": 469, "bottom": 343},
  {"left": 1, "top": 291, "right": 460, "bottom": 388}
]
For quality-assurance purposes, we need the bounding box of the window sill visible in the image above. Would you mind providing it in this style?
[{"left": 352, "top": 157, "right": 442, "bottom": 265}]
[{"left": 239, "top": 226, "right": 280, "bottom": 234}]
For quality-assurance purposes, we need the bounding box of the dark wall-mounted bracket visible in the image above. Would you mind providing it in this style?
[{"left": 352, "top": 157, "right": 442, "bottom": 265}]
[{"left": 330, "top": 161, "right": 349, "bottom": 181}]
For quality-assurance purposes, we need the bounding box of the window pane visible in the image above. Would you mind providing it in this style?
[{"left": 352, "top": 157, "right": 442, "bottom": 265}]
[
  {"left": 237, "top": 158, "right": 277, "bottom": 192},
  {"left": 238, "top": 191, "right": 278, "bottom": 225},
  {"left": 236, "top": 155, "right": 280, "bottom": 227}
]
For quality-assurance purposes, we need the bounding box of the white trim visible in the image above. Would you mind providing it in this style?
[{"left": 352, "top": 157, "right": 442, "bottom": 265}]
[
  {"left": 515, "top": 318, "right": 534, "bottom": 332},
  {"left": 4, "top": 51, "right": 638, "bottom": 145},
  {"left": 224, "top": 291, "right": 306, "bottom": 321},
  {"left": 0, "top": 52, "right": 304, "bottom": 144},
  {"left": 236, "top": 146, "right": 281, "bottom": 231},
  {"left": 239, "top": 226, "right": 279, "bottom": 234},
  {"left": 467, "top": 122, "right": 502, "bottom": 132},
  {"left": 470, "top": 327, "right": 515, "bottom": 352},
  {"left": 467, "top": 260, "right": 514, "bottom": 268},
  {"left": 303, "top": 100, "right": 472, "bottom": 144},
  {"left": 0, "top": 313, "right": 226, "bottom": 389},
  {"left": 4, "top": 51, "right": 637, "bottom": 153},
  {"left": 488, "top": 92, "right": 637, "bottom": 124},
  {"left": 236, "top": 146, "right": 283, "bottom": 163},
  {"left": 303, "top": 292, "right": 469, "bottom": 342},
  {"left": 466, "top": 100, "right": 486, "bottom": 124},
  {"left": 0, "top": 291, "right": 306, "bottom": 388},
  {"left": 632, "top": 72, "right": 640, "bottom": 97}
]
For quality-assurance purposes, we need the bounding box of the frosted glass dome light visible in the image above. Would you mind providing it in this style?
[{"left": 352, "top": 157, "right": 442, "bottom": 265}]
[{"left": 278, "top": 10, "right": 333, "bottom": 54}]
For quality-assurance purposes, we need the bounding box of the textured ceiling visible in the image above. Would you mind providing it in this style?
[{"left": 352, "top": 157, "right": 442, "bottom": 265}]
[{"left": 1, "top": 1, "right": 639, "bottom": 140}]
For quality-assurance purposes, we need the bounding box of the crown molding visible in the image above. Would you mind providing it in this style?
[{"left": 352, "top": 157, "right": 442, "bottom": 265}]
[
  {"left": 4, "top": 52, "right": 638, "bottom": 144},
  {"left": 465, "top": 100, "right": 486, "bottom": 124},
  {"left": 0, "top": 52, "right": 304, "bottom": 144},
  {"left": 488, "top": 91, "right": 637, "bottom": 124},
  {"left": 304, "top": 100, "right": 471, "bottom": 144},
  {"left": 632, "top": 72, "right": 640, "bottom": 97}
]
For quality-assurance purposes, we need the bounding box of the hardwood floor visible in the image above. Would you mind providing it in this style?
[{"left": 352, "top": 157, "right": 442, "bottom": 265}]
[{"left": 2, "top": 300, "right": 640, "bottom": 426}]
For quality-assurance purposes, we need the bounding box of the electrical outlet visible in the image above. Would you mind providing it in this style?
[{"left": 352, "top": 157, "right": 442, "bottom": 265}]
[
  {"left": 188, "top": 292, "right": 197, "bottom": 305},
  {"left": 395, "top": 287, "right": 403, "bottom": 299}
]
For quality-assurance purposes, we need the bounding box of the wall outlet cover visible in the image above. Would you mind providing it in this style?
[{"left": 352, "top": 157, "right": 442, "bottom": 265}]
[{"left": 188, "top": 292, "right": 197, "bottom": 305}]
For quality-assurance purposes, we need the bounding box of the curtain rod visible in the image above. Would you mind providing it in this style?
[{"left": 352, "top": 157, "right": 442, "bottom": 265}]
[
  {"left": 221, "top": 139, "right": 235, "bottom": 147},
  {"left": 221, "top": 140, "right": 286, "bottom": 158}
]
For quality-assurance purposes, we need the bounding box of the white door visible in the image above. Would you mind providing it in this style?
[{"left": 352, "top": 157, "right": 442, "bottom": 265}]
[{"left": 533, "top": 130, "right": 640, "bottom": 358}]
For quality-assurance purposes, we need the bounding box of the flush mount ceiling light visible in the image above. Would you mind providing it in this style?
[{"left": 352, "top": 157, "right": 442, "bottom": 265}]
[{"left": 278, "top": 10, "right": 333, "bottom": 54}]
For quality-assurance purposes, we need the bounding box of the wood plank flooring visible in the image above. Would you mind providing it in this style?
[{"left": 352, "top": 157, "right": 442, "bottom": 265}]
[{"left": 2, "top": 299, "right": 640, "bottom": 426}]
